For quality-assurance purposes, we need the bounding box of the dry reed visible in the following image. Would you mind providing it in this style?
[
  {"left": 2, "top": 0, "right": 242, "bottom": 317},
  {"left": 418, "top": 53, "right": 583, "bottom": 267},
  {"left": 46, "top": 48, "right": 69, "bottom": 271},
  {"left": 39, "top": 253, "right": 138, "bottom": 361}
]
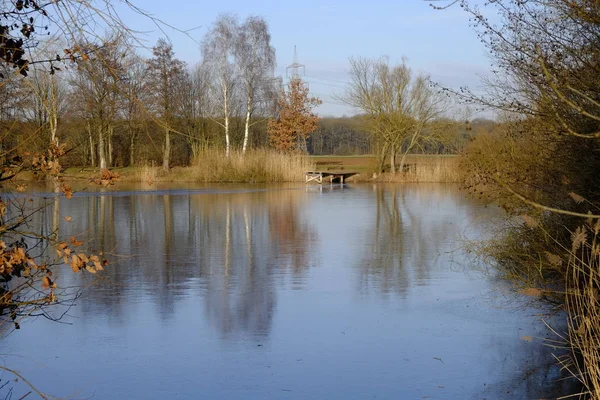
[
  {"left": 376, "top": 156, "right": 462, "bottom": 183},
  {"left": 191, "top": 148, "right": 314, "bottom": 183},
  {"left": 563, "top": 221, "right": 600, "bottom": 399},
  {"left": 138, "top": 163, "right": 158, "bottom": 185}
]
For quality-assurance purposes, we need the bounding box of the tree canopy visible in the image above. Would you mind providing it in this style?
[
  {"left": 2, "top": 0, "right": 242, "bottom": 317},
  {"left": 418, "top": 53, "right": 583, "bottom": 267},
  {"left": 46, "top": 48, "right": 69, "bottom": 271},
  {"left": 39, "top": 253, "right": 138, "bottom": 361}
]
[{"left": 267, "top": 77, "right": 322, "bottom": 153}]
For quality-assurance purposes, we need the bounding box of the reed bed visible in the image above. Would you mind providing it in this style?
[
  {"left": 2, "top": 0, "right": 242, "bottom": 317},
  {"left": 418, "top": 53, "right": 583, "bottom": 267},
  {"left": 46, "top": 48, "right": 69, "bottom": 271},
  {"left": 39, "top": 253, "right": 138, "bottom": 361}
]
[
  {"left": 138, "top": 163, "right": 158, "bottom": 185},
  {"left": 190, "top": 148, "right": 314, "bottom": 183},
  {"left": 563, "top": 222, "right": 600, "bottom": 399},
  {"left": 375, "top": 156, "right": 462, "bottom": 183}
]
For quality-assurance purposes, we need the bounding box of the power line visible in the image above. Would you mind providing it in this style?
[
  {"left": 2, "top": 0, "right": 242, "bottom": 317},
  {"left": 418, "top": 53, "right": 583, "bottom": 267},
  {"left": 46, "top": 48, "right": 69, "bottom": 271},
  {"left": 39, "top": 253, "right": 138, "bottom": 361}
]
[
  {"left": 304, "top": 74, "right": 350, "bottom": 85},
  {"left": 304, "top": 79, "right": 345, "bottom": 89}
]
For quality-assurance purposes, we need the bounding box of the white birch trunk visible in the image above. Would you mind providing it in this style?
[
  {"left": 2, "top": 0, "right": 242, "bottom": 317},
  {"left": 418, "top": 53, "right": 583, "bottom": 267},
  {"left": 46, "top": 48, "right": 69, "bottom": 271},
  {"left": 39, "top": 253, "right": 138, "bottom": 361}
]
[
  {"left": 224, "top": 84, "right": 230, "bottom": 157},
  {"left": 88, "top": 121, "right": 96, "bottom": 167},
  {"left": 243, "top": 90, "right": 252, "bottom": 154}
]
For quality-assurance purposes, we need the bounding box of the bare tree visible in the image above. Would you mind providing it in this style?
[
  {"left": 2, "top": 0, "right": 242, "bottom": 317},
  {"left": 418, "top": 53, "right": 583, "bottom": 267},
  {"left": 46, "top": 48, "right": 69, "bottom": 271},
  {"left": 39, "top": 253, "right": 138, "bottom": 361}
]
[
  {"left": 234, "top": 16, "right": 276, "bottom": 153},
  {"left": 70, "top": 35, "right": 128, "bottom": 169},
  {"left": 341, "top": 57, "right": 445, "bottom": 173},
  {"left": 0, "top": 64, "right": 27, "bottom": 166},
  {"left": 202, "top": 14, "right": 238, "bottom": 157},
  {"left": 147, "top": 39, "right": 186, "bottom": 170},
  {"left": 122, "top": 53, "right": 149, "bottom": 166},
  {"left": 179, "top": 64, "right": 213, "bottom": 161},
  {"left": 22, "top": 38, "right": 70, "bottom": 150}
]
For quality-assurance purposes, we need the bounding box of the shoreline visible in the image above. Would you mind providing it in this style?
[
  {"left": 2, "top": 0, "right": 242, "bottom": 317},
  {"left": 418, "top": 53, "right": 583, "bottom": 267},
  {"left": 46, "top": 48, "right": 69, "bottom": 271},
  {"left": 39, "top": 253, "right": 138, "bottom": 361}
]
[{"left": 11, "top": 154, "right": 463, "bottom": 184}]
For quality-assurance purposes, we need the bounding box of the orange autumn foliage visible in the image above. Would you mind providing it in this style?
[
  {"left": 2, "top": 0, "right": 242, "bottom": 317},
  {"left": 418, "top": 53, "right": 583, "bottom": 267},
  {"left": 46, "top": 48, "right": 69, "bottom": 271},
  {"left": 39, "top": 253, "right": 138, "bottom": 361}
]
[{"left": 267, "top": 77, "right": 322, "bottom": 153}]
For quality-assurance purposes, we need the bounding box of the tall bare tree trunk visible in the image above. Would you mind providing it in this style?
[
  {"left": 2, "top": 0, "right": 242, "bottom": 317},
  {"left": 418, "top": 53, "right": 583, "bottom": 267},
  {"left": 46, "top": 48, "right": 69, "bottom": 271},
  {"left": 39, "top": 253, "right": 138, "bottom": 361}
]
[
  {"left": 163, "top": 127, "right": 170, "bottom": 169},
  {"left": 107, "top": 124, "right": 114, "bottom": 167},
  {"left": 129, "top": 127, "right": 136, "bottom": 167},
  {"left": 225, "top": 119, "right": 230, "bottom": 157},
  {"left": 48, "top": 77, "right": 59, "bottom": 146},
  {"left": 399, "top": 152, "right": 409, "bottom": 175},
  {"left": 390, "top": 145, "right": 396, "bottom": 175},
  {"left": 98, "top": 125, "right": 107, "bottom": 170},
  {"left": 377, "top": 141, "right": 389, "bottom": 173},
  {"left": 300, "top": 134, "right": 308, "bottom": 154},
  {"left": 49, "top": 115, "right": 58, "bottom": 146},
  {"left": 243, "top": 92, "right": 252, "bottom": 154},
  {"left": 243, "top": 107, "right": 251, "bottom": 153},
  {"left": 399, "top": 128, "right": 420, "bottom": 174},
  {"left": 88, "top": 122, "right": 96, "bottom": 167},
  {"left": 224, "top": 86, "right": 230, "bottom": 158}
]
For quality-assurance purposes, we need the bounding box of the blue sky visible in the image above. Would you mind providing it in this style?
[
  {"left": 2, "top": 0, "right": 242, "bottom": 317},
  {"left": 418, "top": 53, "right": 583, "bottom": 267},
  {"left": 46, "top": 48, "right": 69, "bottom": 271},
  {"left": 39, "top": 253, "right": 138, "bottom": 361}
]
[{"left": 116, "top": 0, "right": 493, "bottom": 117}]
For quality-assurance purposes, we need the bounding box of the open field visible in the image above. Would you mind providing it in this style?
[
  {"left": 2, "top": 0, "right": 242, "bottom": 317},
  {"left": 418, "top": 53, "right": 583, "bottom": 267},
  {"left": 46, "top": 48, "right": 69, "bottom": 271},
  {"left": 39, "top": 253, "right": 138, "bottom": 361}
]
[
  {"left": 310, "top": 154, "right": 462, "bottom": 183},
  {"left": 310, "top": 155, "right": 379, "bottom": 173}
]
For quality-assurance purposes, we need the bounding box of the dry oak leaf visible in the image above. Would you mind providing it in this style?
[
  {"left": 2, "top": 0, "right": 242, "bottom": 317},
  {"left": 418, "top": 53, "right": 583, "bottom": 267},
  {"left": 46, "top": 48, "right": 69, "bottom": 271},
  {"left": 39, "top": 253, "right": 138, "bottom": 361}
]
[
  {"left": 85, "top": 265, "right": 97, "bottom": 274},
  {"left": 70, "top": 236, "right": 84, "bottom": 247},
  {"left": 70, "top": 254, "right": 83, "bottom": 273},
  {"left": 41, "top": 276, "right": 51, "bottom": 289}
]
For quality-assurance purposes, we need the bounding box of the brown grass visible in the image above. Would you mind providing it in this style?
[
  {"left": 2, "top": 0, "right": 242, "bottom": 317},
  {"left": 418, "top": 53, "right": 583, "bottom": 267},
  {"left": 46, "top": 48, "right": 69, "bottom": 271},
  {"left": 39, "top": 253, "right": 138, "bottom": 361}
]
[
  {"left": 310, "top": 155, "right": 378, "bottom": 173},
  {"left": 50, "top": 149, "right": 314, "bottom": 183},
  {"left": 53, "top": 154, "right": 459, "bottom": 183},
  {"left": 374, "top": 156, "right": 462, "bottom": 183},
  {"left": 190, "top": 148, "right": 314, "bottom": 183},
  {"left": 311, "top": 154, "right": 462, "bottom": 183},
  {"left": 138, "top": 163, "right": 157, "bottom": 185}
]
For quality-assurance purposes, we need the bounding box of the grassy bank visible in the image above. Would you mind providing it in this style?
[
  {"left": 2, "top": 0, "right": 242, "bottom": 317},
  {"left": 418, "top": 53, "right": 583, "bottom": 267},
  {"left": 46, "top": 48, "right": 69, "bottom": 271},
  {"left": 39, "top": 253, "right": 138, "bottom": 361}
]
[
  {"left": 56, "top": 149, "right": 314, "bottom": 183},
  {"left": 17, "top": 153, "right": 462, "bottom": 184}
]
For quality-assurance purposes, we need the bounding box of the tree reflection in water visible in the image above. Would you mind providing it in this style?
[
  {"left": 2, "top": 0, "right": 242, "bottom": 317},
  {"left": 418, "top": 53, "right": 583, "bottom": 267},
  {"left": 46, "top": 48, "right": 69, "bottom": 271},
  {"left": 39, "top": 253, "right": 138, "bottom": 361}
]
[
  {"left": 0, "top": 184, "right": 581, "bottom": 399},
  {"left": 357, "top": 184, "right": 578, "bottom": 397},
  {"left": 358, "top": 185, "right": 470, "bottom": 298},
  {"left": 41, "top": 188, "right": 316, "bottom": 340}
]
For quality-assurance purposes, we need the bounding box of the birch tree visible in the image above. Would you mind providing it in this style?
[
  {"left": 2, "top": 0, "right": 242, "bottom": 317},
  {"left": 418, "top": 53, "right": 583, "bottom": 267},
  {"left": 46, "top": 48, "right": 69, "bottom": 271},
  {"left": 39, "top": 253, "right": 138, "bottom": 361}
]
[
  {"left": 202, "top": 15, "right": 238, "bottom": 157},
  {"left": 234, "top": 16, "right": 276, "bottom": 153}
]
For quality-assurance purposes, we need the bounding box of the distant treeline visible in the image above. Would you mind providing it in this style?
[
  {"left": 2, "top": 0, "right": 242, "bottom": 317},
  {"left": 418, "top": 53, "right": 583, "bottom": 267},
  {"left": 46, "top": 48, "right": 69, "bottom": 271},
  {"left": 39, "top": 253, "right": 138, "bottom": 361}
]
[
  {"left": 0, "top": 111, "right": 496, "bottom": 169},
  {"left": 309, "top": 116, "right": 496, "bottom": 156}
]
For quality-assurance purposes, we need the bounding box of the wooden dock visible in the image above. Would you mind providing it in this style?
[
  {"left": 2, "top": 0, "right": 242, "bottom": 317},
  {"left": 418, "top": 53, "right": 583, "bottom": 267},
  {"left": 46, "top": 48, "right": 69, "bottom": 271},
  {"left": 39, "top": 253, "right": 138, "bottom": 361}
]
[{"left": 305, "top": 171, "right": 357, "bottom": 184}]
